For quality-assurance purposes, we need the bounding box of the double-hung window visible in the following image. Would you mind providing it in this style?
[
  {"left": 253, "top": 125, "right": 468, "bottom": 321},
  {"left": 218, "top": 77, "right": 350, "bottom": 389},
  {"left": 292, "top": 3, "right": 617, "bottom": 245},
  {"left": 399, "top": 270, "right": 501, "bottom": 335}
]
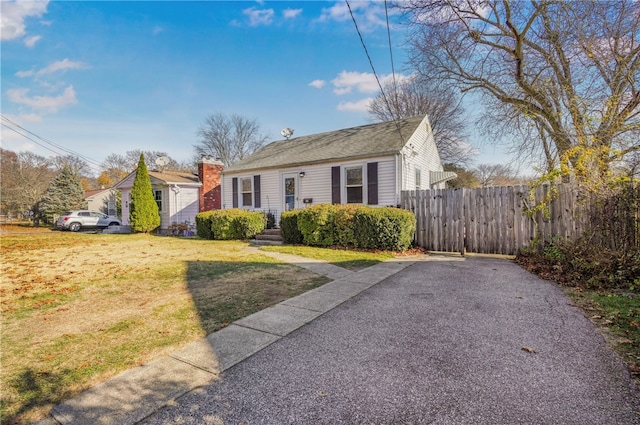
[
  {"left": 345, "top": 166, "right": 363, "bottom": 204},
  {"left": 154, "top": 190, "right": 163, "bottom": 211},
  {"left": 415, "top": 168, "right": 422, "bottom": 190},
  {"left": 241, "top": 177, "right": 252, "bottom": 207}
]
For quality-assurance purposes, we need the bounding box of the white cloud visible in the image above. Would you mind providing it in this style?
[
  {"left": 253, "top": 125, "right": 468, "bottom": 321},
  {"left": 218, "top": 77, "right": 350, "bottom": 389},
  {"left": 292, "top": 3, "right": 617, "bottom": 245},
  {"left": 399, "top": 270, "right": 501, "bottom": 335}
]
[
  {"left": 7, "top": 85, "right": 78, "bottom": 113},
  {"left": 337, "top": 98, "right": 373, "bottom": 112},
  {"left": 16, "top": 58, "right": 88, "bottom": 78},
  {"left": 318, "top": 1, "right": 387, "bottom": 32},
  {"left": 308, "top": 79, "right": 326, "bottom": 89},
  {"left": 243, "top": 7, "right": 275, "bottom": 26},
  {"left": 331, "top": 70, "right": 412, "bottom": 95},
  {"left": 283, "top": 8, "right": 302, "bottom": 19},
  {"left": 1, "top": 0, "right": 49, "bottom": 41},
  {"left": 24, "top": 34, "right": 41, "bottom": 48},
  {"left": 331, "top": 71, "right": 380, "bottom": 95},
  {"left": 152, "top": 25, "right": 164, "bottom": 35}
]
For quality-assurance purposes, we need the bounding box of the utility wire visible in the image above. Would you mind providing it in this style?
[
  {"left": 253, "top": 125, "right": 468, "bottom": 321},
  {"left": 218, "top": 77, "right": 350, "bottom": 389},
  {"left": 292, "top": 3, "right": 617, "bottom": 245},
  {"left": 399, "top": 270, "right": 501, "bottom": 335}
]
[
  {"left": 345, "top": 0, "right": 404, "bottom": 142},
  {"left": 384, "top": 0, "right": 400, "bottom": 121},
  {"left": 1, "top": 123, "right": 67, "bottom": 158},
  {"left": 1, "top": 114, "right": 104, "bottom": 171}
]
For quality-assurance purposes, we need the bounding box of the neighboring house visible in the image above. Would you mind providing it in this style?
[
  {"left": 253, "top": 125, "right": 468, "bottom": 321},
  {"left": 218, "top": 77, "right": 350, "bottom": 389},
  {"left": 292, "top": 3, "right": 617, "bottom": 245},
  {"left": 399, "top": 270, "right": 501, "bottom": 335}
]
[
  {"left": 84, "top": 188, "right": 119, "bottom": 216},
  {"left": 221, "top": 115, "right": 456, "bottom": 219},
  {"left": 115, "top": 158, "right": 224, "bottom": 232}
]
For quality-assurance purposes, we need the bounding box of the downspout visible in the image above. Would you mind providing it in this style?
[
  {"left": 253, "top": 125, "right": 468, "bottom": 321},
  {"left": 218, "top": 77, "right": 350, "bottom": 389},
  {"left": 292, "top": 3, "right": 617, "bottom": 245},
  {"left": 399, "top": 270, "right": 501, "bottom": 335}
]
[
  {"left": 171, "top": 184, "right": 181, "bottom": 224},
  {"left": 220, "top": 174, "right": 225, "bottom": 209},
  {"left": 395, "top": 153, "right": 401, "bottom": 206}
]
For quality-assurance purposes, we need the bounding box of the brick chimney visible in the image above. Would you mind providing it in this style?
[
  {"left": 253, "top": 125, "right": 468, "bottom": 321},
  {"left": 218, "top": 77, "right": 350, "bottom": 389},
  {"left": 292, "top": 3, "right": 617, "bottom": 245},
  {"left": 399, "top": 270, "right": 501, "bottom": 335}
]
[{"left": 198, "top": 157, "right": 224, "bottom": 212}]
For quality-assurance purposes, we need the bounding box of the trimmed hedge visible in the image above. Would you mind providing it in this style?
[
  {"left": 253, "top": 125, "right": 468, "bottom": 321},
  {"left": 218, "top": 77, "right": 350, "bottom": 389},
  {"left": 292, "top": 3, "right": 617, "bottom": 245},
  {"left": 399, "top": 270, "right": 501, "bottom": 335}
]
[
  {"left": 280, "top": 210, "right": 303, "bottom": 244},
  {"left": 352, "top": 207, "right": 415, "bottom": 251},
  {"left": 196, "top": 209, "right": 265, "bottom": 240},
  {"left": 289, "top": 204, "right": 415, "bottom": 251}
]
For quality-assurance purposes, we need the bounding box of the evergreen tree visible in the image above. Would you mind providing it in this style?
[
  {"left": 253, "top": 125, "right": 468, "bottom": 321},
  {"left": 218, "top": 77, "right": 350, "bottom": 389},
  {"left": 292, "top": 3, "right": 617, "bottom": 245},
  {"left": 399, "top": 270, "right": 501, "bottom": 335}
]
[
  {"left": 129, "top": 153, "right": 160, "bottom": 233},
  {"left": 39, "top": 165, "right": 87, "bottom": 223}
]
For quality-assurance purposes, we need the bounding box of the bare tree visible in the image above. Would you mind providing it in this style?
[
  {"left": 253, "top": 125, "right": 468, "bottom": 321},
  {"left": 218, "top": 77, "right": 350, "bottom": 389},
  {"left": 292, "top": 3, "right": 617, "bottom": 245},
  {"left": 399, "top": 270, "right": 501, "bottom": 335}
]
[
  {"left": 399, "top": 0, "right": 640, "bottom": 177},
  {"left": 50, "top": 155, "right": 91, "bottom": 177},
  {"left": 368, "top": 76, "right": 475, "bottom": 166},
  {"left": 474, "top": 163, "right": 519, "bottom": 187},
  {"left": 194, "top": 113, "right": 269, "bottom": 166},
  {"left": 0, "top": 149, "right": 54, "bottom": 217}
]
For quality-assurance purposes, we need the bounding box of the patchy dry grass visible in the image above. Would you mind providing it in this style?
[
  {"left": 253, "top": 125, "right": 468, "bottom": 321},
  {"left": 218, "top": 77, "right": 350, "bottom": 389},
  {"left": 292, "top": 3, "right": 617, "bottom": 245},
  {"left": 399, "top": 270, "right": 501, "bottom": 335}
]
[
  {"left": 0, "top": 225, "right": 328, "bottom": 424},
  {"left": 259, "top": 245, "right": 396, "bottom": 271}
]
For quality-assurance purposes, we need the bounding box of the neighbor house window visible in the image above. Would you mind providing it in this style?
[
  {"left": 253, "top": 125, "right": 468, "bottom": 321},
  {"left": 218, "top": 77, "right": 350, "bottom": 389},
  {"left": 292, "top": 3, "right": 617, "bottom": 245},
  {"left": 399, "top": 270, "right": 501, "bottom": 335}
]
[
  {"left": 154, "top": 190, "right": 163, "bottom": 211},
  {"left": 415, "top": 168, "right": 422, "bottom": 190},
  {"left": 345, "top": 166, "right": 363, "bottom": 203},
  {"left": 241, "top": 177, "right": 252, "bottom": 207}
]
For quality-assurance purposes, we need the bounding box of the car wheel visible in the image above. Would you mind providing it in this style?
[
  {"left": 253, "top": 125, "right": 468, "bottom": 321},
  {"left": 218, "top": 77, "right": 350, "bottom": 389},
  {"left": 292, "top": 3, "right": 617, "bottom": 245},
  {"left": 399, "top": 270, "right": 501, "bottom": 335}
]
[
  {"left": 69, "top": 222, "right": 81, "bottom": 232},
  {"left": 108, "top": 222, "right": 119, "bottom": 227}
]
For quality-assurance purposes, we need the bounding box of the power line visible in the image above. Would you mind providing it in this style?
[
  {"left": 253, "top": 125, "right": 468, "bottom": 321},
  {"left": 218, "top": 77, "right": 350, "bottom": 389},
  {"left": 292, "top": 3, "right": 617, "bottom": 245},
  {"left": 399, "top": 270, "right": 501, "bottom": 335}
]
[
  {"left": 384, "top": 0, "right": 400, "bottom": 117},
  {"left": 345, "top": 0, "right": 404, "bottom": 141},
  {"left": 0, "top": 114, "right": 104, "bottom": 172}
]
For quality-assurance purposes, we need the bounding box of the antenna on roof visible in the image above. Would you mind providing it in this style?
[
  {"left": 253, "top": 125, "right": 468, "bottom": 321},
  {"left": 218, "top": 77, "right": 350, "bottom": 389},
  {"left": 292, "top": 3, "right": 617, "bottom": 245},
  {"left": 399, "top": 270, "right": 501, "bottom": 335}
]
[
  {"left": 155, "top": 156, "right": 170, "bottom": 171},
  {"left": 280, "top": 128, "right": 294, "bottom": 140}
]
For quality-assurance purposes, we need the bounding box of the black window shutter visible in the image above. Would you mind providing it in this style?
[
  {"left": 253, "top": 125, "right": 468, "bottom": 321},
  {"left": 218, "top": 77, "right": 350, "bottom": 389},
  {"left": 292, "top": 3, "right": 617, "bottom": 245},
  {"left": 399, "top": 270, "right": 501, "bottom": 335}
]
[
  {"left": 331, "top": 166, "right": 341, "bottom": 204},
  {"left": 367, "top": 162, "right": 378, "bottom": 205},
  {"left": 232, "top": 177, "right": 238, "bottom": 208},
  {"left": 254, "top": 175, "right": 261, "bottom": 208}
]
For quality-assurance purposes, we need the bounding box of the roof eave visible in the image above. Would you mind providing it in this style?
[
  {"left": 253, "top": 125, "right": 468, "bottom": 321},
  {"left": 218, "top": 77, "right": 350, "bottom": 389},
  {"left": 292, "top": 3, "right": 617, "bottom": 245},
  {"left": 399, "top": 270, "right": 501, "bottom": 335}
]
[{"left": 223, "top": 150, "right": 400, "bottom": 175}]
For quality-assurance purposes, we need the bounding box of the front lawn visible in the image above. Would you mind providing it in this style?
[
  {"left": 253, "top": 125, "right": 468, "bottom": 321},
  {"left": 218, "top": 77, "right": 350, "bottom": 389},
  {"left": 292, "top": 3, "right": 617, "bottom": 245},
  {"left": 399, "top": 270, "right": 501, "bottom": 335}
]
[
  {"left": 0, "top": 225, "right": 330, "bottom": 424},
  {"left": 259, "top": 245, "right": 395, "bottom": 271}
]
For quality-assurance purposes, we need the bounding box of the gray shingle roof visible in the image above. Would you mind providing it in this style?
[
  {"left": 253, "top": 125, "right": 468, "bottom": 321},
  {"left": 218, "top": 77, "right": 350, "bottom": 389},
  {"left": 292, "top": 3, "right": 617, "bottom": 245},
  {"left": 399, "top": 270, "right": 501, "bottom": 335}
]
[
  {"left": 148, "top": 171, "right": 201, "bottom": 185},
  {"left": 224, "top": 116, "right": 425, "bottom": 173}
]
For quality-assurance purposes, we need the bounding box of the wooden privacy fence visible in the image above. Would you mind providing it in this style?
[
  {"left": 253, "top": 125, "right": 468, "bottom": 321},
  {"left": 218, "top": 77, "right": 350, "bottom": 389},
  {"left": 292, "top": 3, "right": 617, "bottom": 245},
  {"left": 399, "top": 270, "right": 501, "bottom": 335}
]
[{"left": 400, "top": 183, "right": 631, "bottom": 255}]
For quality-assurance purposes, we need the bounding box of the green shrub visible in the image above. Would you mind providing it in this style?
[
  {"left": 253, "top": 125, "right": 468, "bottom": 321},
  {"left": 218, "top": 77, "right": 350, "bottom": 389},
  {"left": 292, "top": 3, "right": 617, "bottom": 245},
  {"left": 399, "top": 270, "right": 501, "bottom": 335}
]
[
  {"left": 231, "top": 210, "right": 266, "bottom": 239},
  {"left": 196, "top": 211, "right": 215, "bottom": 239},
  {"left": 196, "top": 209, "right": 265, "bottom": 240},
  {"left": 298, "top": 204, "right": 338, "bottom": 247},
  {"left": 353, "top": 207, "right": 416, "bottom": 251},
  {"left": 282, "top": 204, "right": 415, "bottom": 251},
  {"left": 129, "top": 154, "right": 161, "bottom": 233},
  {"left": 333, "top": 205, "right": 358, "bottom": 247},
  {"left": 280, "top": 210, "right": 303, "bottom": 244}
]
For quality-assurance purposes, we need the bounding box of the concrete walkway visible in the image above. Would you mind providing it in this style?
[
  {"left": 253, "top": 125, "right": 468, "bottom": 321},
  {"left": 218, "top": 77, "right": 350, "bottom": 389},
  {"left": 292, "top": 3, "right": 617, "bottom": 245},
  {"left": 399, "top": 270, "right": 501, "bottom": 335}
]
[{"left": 41, "top": 248, "right": 418, "bottom": 425}]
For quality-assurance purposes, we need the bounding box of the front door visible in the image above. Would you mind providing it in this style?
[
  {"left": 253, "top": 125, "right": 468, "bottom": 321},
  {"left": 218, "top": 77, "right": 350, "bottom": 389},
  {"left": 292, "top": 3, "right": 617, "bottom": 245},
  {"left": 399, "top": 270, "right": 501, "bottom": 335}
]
[{"left": 282, "top": 174, "right": 298, "bottom": 212}]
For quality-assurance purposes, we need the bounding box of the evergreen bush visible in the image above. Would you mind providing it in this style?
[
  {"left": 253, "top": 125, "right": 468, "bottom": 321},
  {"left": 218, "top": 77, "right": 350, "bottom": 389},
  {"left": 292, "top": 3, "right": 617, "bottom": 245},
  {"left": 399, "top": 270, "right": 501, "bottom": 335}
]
[
  {"left": 38, "top": 165, "right": 86, "bottom": 224},
  {"left": 352, "top": 207, "right": 415, "bottom": 251},
  {"left": 196, "top": 211, "right": 215, "bottom": 239},
  {"left": 280, "top": 210, "right": 303, "bottom": 244},
  {"left": 297, "top": 204, "right": 337, "bottom": 247},
  {"left": 196, "top": 209, "right": 265, "bottom": 240},
  {"left": 285, "top": 204, "right": 415, "bottom": 251},
  {"left": 129, "top": 154, "right": 160, "bottom": 233}
]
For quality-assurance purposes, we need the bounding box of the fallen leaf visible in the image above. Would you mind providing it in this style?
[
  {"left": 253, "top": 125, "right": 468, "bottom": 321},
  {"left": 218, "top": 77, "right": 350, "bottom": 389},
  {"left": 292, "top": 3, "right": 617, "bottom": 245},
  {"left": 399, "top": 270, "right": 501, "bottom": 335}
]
[
  {"left": 521, "top": 346, "right": 537, "bottom": 354},
  {"left": 317, "top": 391, "right": 328, "bottom": 397},
  {"left": 591, "top": 315, "right": 602, "bottom": 319}
]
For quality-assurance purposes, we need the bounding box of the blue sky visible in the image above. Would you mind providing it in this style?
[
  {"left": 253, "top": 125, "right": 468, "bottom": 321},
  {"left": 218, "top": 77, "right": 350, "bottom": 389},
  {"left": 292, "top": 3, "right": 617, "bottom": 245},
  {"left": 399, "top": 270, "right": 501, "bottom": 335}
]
[{"left": 1, "top": 0, "right": 508, "bottom": 175}]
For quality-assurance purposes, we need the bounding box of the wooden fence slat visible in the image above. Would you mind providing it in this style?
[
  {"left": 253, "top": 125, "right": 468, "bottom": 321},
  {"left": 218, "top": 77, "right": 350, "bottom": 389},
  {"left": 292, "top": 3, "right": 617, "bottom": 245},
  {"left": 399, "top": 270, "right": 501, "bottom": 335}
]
[{"left": 401, "top": 183, "right": 635, "bottom": 255}]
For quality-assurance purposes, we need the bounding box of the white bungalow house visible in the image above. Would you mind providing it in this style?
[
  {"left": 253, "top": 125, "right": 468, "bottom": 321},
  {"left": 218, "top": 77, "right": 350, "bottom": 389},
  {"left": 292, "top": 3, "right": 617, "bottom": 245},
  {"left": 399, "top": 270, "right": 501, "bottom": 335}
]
[
  {"left": 84, "top": 187, "right": 118, "bottom": 216},
  {"left": 221, "top": 115, "right": 456, "bottom": 220},
  {"left": 115, "top": 158, "right": 224, "bottom": 232}
]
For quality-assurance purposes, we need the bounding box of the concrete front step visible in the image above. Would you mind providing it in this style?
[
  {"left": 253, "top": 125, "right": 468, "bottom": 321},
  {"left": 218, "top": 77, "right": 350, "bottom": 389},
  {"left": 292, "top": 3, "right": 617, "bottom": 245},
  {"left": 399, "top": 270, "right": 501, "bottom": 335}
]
[
  {"left": 260, "top": 228, "right": 282, "bottom": 236},
  {"left": 256, "top": 234, "right": 283, "bottom": 241},
  {"left": 250, "top": 239, "right": 283, "bottom": 246}
]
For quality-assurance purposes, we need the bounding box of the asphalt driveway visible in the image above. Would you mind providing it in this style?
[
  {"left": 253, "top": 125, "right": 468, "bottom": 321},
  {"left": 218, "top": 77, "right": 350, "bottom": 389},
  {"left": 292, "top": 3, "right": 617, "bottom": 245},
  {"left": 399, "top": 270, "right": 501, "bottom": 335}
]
[{"left": 141, "top": 255, "right": 640, "bottom": 424}]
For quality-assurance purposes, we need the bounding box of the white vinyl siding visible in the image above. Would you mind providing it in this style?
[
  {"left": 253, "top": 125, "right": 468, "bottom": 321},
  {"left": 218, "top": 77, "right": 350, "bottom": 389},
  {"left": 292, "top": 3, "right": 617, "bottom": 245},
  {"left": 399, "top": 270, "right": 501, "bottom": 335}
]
[{"left": 221, "top": 155, "right": 398, "bottom": 212}]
